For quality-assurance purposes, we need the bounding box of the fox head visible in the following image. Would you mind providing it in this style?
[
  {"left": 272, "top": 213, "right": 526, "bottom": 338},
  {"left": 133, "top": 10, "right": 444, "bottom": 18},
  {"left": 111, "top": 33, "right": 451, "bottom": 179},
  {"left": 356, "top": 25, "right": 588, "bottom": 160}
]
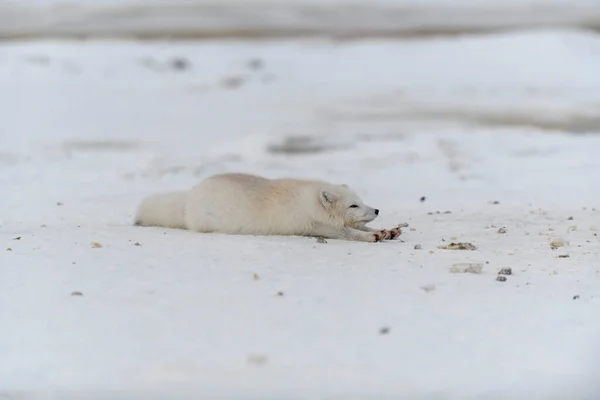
[{"left": 319, "top": 184, "right": 379, "bottom": 228}]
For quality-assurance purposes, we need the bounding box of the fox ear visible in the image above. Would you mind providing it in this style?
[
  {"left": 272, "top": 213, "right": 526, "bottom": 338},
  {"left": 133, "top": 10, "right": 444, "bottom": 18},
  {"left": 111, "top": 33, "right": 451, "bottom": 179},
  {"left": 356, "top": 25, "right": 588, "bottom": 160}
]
[{"left": 320, "top": 190, "right": 339, "bottom": 206}]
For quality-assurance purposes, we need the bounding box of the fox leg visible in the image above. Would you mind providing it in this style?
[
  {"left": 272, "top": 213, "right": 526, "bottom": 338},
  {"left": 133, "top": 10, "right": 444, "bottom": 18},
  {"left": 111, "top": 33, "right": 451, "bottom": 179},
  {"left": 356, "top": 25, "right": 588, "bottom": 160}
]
[
  {"left": 310, "top": 225, "right": 386, "bottom": 242},
  {"left": 356, "top": 225, "right": 402, "bottom": 240}
]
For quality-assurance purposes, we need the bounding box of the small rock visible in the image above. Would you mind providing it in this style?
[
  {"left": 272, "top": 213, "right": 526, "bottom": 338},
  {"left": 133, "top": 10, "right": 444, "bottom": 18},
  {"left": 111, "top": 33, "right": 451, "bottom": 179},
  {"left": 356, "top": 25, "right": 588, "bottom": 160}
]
[
  {"left": 169, "top": 57, "right": 189, "bottom": 71},
  {"left": 90, "top": 242, "right": 102, "bottom": 248},
  {"left": 439, "top": 242, "right": 477, "bottom": 251},
  {"left": 568, "top": 216, "right": 574, "bottom": 220},
  {"left": 247, "top": 58, "right": 264, "bottom": 70},
  {"left": 6, "top": 247, "right": 12, "bottom": 251},
  {"left": 134, "top": 242, "right": 141, "bottom": 246},
  {"left": 71, "top": 291, "right": 83, "bottom": 296},
  {"left": 397, "top": 223, "right": 409, "bottom": 228},
  {"left": 40, "top": 224, "right": 47, "bottom": 228},
  {"left": 489, "top": 200, "right": 500, "bottom": 205},
  {"left": 13, "top": 236, "right": 21, "bottom": 240},
  {"left": 498, "top": 267, "right": 512, "bottom": 275},
  {"left": 557, "top": 254, "right": 570, "bottom": 258},
  {"left": 276, "top": 291, "right": 284, "bottom": 297},
  {"left": 56, "top": 202, "right": 63, "bottom": 206},
  {"left": 550, "top": 239, "right": 566, "bottom": 249},
  {"left": 420, "top": 284, "right": 436, "bottom": 292},
  {"left": 414, "top": 244, "right": 422, "bottom": 250},
  {"left": 253, "top": 273, "right": 260, "bottom": 280},
  {"left": 449, "top": 263, "right": 483, "bottom": 274},
  {"left": 444, "top": 210, "right": 452, "bottom": 214},
  {"left": 420, "top": 196, "right": 426, "bottom": 202},
  {"left": 496, "top": 276, "right": 507, "bottom": 282},
  {"left": 379, "top": 327, "right": 391, "bottom": 335},
  {"left": 497, "top": 227, "right": 507, "bottom": 234},
  {"left": 409, "top": 228, "right": 416, "bottom": 231},
  {"left": 573, "top": 295, "right": 580, "bottom": 300},
  {"left": 316, "top": 237, "right": 327, "bottom": 244}
]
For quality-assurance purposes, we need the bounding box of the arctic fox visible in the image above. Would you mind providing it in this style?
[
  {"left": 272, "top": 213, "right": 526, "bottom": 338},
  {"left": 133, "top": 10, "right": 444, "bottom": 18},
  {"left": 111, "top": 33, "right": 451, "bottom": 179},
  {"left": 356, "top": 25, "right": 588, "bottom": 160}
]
[{"left": 134, "top": 173, "right": 401, "bottom": 242}]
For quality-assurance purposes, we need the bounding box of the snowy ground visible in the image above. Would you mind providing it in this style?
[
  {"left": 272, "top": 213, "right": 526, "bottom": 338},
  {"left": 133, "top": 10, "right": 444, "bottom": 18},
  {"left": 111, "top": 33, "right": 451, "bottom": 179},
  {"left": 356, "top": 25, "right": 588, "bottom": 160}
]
[{"left": 1, "top": 29, "right": 600, "bottom": 399}]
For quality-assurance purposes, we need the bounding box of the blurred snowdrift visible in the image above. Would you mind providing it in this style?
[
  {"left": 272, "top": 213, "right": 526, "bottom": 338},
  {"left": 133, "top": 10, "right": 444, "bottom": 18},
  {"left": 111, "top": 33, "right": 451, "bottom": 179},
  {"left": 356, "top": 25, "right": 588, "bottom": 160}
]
[{"left": 1, "top": 0, "right": 600, "bottom": 40}]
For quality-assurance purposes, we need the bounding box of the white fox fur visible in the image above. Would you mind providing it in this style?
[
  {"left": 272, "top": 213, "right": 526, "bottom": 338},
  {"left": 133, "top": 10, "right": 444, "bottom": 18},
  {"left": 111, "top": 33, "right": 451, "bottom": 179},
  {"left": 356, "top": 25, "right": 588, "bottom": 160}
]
[{"left": 134, "top": 173, "right": 401, "bottom": 242}]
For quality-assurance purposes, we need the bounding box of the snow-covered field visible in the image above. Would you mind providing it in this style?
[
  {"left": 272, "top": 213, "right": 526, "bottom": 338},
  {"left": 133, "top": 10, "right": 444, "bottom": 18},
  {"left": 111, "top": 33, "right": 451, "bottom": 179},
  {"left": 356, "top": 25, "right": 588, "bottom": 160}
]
[{"left": 1, "top": 27, "right": 600, "bottom": 399}]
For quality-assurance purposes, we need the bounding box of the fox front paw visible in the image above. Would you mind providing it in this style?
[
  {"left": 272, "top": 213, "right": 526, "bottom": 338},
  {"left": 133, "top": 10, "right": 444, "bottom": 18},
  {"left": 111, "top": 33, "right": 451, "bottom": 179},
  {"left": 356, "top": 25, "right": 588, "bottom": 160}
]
[
  {"left": 387, "top": 227, "right": 402, "bottom": 239},
  {"left": 377, "top": 227, "right": 402, "bottom": 241}
]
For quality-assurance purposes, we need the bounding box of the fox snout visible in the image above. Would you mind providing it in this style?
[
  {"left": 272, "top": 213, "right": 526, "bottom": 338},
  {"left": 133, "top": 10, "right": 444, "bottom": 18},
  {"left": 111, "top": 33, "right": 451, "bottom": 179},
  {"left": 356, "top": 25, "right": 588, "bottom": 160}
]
[{"left": 374, "top": 209, "right": 379, "bottom": 215}]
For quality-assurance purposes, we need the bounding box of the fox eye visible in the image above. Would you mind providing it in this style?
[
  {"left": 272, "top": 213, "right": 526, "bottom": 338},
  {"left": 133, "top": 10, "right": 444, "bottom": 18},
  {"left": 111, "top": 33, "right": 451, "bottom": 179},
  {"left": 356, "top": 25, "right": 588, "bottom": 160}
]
[{"left": 349, "top": 205, "right": 359, "bottom": 208}]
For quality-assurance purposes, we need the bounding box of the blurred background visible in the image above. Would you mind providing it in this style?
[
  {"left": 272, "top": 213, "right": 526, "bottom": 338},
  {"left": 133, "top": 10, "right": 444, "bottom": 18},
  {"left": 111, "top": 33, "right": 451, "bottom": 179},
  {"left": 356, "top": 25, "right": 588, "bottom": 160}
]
[
  {"left": 1, "top": 0, "right": 600, "bottom": 398},
  {"left": 2, "top": 0, "right": 599, "bottom": 213}
]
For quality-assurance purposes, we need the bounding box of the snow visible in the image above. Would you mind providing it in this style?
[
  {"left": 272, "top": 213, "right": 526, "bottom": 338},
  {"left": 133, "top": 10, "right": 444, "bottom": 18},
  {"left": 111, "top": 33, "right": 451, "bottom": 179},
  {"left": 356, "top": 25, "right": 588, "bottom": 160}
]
[{"left": 1, "top": 28, "right": 600, "bottom": 398}]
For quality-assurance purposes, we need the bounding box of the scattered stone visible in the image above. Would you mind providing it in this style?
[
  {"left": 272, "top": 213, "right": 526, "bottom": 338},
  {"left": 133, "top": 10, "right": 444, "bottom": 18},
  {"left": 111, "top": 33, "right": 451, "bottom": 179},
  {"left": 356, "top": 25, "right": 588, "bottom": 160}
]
[
  {"left": 56, "top": 202, "right": 63, "bottom": 206},
  {"left": 557, "top": 254, "right": 570, "bottom": 258},
  {"left": 169, "top": 57, "right": 190, "bottom": 71},
  {"left": 497, "top": 227, "right": 507, "bottom": 234},
  {"left": 550, "top": 239, "right": 566, "bottom": 249},
  {"left": 379, "top": 327, "right": 391, "bottom": 335},
  {"left": 316, "top": 237, "right": 327, "bottom": 244},
  {"left": 40, "top": 224, "right": 47, "bottom": 228},
  {"left": 253, "top": 273, "right": 260, "bottom": 280},
  {"left": 6, "top": 248, "right": 12, "bottom": 252},
  {"left": 496, "top": 276, "right": 507, "bottom": 282},
  {"left": 134, "top": 242, "right": 141, "bottom": 246},
  {"left": 568, "top": 226, "right": 577, "bottom": 232},
  {"left": 489, "top": 200, "right": 500, "bottom": 205},
  {"left": 409, "top": 228, "right": 416, "bottom": 232},
  {"left": 414, "top": 244, "right": 422, "bottom": 250},
  {"left": 247, "top": 58, "right": 264, "bottom": 70},
  {"left": 420, "top": 284, "right": 436, "bottom": 292},
  {"left": 568, "top": 216, "right": 574, "bottom": 220},
  {"left": 439, "top": 242, "right": 477, "bottom": 251},
  {"left": 420, "top": 196, "right": 426, "bottom": 202},
  {"left": 449, "top": 263, "right": 483, "bottom": 274},
  {"left": 276, "top": 291, "right": 284, "bottom": 297},
  {"left": 90, "top": 242, "right": 102, "bottom": 248},
  {"left": 498, "top": 267, "right": 512, "bottom": 275},
  {"left": 397, "top": 223, "right": 409, "bottom": 228},
  {"left": 13, "top": 236, "right": 21, "bottom": 240},
  {"left": 70, "top": 291, "right": 83, "bottom": 296},
  {"left": 573, "top": 295, "right": 580, "bottom": 300},
  {"left": 443, "top": 210, "right": 452, "bottom": 214}
]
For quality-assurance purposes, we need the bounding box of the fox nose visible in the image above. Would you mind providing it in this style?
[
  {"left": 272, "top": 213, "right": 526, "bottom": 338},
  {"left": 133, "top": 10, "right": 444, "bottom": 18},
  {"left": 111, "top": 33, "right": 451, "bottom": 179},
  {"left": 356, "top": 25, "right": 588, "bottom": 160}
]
[{"left": 374, "top": 209, "right": 379, "bottom": 215}]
